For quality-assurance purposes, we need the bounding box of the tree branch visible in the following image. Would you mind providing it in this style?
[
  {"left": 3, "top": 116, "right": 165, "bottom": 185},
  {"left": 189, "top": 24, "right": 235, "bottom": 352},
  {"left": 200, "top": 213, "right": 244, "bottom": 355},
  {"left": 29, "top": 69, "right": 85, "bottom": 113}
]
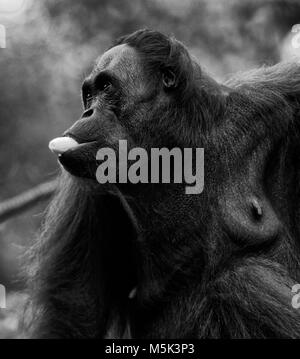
[{"left": 0, "top": 180, "right": 57, "bottom": 223}]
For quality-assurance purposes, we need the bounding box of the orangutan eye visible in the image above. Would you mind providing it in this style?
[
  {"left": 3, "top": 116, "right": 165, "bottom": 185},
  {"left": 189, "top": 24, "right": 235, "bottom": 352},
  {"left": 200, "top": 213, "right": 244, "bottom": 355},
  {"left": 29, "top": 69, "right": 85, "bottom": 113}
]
[
  {"left": 98, "top": 80, "right": 112, "bottom": 92},
  {"left": 95, "top": 73, "right": 113, "bottom": 92},
  {"left": 86, "top": 92, "right": 93, "bottom": 101},
  {"left": 84, "top": 91, "right": 93, "bottom": 108},
  {"left": 82, "top": 80, "right": 93, "bottom": 108}
]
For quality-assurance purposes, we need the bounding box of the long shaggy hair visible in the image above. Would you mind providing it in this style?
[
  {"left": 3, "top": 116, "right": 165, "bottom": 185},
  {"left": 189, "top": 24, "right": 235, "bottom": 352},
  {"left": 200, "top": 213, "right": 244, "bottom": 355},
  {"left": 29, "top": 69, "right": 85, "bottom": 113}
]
[{"left": 26, "top": 29, "right": 300, "bottom": 338}]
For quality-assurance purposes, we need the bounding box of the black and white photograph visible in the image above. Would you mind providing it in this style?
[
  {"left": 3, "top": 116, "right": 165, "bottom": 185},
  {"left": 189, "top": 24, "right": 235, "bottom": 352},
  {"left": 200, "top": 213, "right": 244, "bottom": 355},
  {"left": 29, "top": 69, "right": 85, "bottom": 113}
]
[{"left": 1, "top": 0, "right": 300, "bottom": 345}]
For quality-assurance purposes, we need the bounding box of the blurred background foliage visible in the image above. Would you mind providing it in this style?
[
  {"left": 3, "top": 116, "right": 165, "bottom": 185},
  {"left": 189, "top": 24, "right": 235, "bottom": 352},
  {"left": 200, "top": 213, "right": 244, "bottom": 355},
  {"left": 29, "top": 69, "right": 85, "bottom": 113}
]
[{"left": 0, "top": 0, "right": 300, "bottom": 338}]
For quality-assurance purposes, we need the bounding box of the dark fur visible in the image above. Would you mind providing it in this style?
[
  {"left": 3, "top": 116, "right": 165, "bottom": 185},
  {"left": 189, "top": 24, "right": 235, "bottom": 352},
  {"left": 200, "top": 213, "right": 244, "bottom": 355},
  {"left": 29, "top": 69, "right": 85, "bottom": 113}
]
[{"left": 27, "top": 30, "right": 300, "bottom": 338}]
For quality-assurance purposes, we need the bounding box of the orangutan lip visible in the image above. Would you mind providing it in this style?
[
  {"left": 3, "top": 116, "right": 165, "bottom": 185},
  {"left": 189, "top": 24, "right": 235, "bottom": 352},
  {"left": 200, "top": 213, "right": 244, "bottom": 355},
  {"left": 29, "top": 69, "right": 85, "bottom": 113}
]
[
  {"left": 64, "top": 133, "right": 98, "bottom": 145},
  {"left": 63, "top": 139, "right": 98, "bottom": 152},
  {"left": 57, "top": 140, "right": 99, "bottom": 174}
]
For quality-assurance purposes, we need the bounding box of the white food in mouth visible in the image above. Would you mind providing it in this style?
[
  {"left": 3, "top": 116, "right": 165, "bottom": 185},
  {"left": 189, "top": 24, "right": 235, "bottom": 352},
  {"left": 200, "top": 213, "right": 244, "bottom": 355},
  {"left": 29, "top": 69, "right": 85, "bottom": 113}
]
[{"left": 48, "top": 137, "right": 79, "bottom": 155}]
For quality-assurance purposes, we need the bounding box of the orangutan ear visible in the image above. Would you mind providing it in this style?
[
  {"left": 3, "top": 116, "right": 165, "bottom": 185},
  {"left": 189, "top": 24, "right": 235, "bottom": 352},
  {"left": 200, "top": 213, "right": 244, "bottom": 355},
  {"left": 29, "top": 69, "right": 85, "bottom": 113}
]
[{"left": 162, "top": 68, "right": 177, "bottom": 89}]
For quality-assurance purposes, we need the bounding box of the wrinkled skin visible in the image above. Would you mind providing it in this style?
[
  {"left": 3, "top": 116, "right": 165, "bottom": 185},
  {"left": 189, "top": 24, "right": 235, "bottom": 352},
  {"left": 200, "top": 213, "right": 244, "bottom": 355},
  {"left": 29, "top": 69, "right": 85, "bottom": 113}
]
[{"left": 60, "top": 45, "right": 148, "bottom": 177}]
